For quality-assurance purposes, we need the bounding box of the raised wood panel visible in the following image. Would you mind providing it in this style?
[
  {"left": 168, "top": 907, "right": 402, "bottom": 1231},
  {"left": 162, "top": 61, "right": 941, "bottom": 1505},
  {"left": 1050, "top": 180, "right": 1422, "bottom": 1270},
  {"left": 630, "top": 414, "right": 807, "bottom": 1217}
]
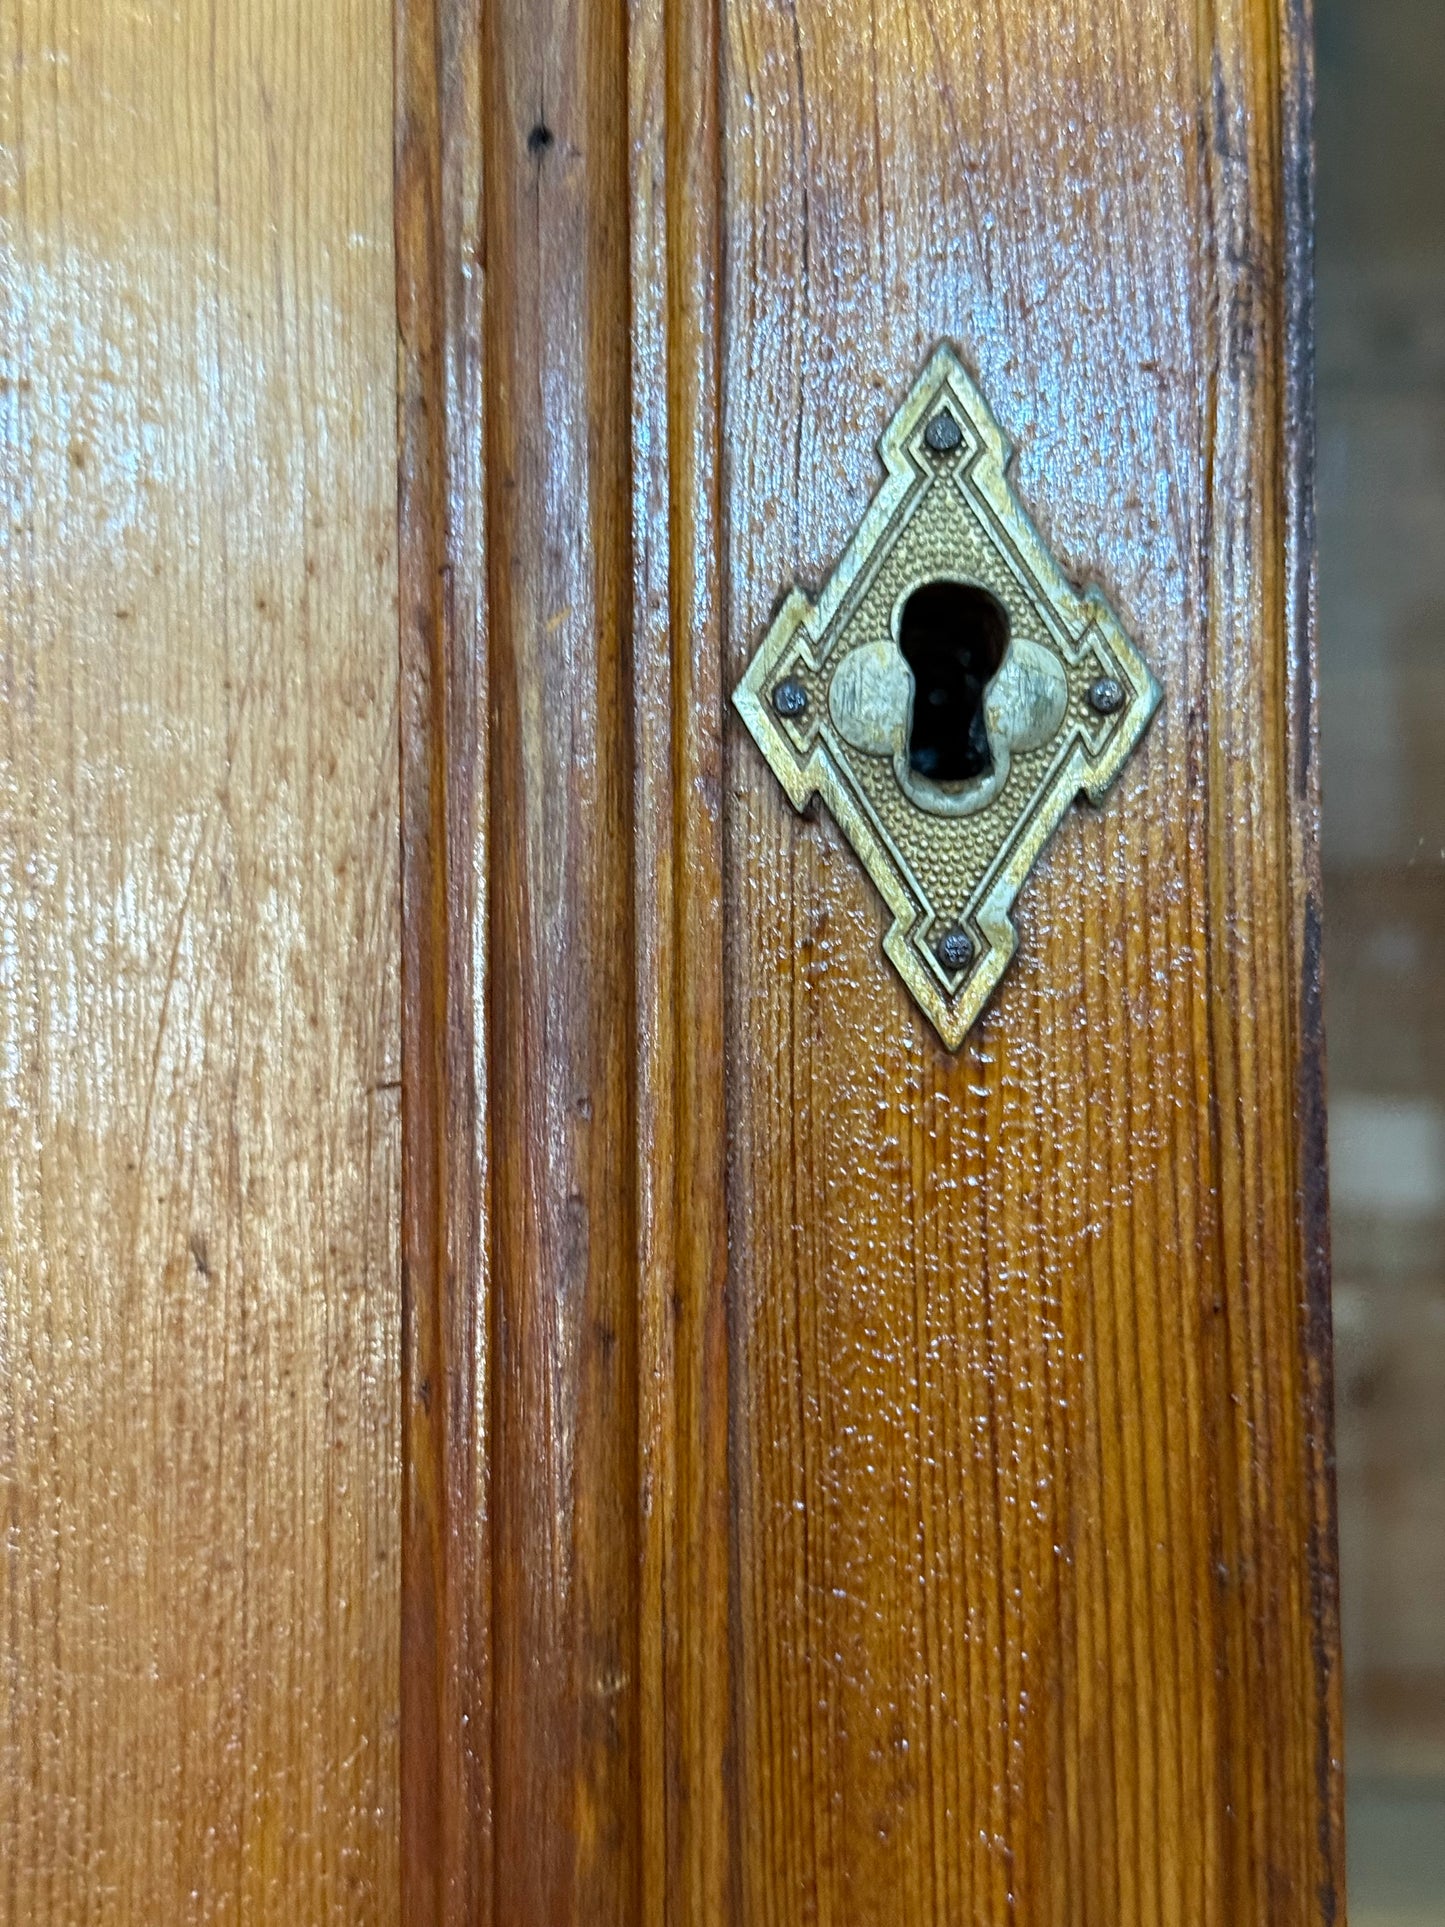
[
  {"left": 399, "top": 0, "right": 1341, "bottom": 1923},
  {"left": 1, "top": 2, "right": 401, "bottom": 1919},
  {"left": 720, "top": 1, "right": 1337, "bottom": 1921}
]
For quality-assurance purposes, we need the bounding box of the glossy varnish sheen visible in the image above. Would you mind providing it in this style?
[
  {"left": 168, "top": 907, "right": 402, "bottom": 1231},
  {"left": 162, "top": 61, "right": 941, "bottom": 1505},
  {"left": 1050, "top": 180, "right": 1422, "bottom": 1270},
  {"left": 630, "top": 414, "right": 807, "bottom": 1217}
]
[
  {"left": 2, "top": 0, "right": 1339, "bottom": 1918},
  {"left": 720, "top": 0, "right": 1337, "bottom": 1919},
  {"left": 2, "top": 0, "right": 402, "bottom": 1920}
]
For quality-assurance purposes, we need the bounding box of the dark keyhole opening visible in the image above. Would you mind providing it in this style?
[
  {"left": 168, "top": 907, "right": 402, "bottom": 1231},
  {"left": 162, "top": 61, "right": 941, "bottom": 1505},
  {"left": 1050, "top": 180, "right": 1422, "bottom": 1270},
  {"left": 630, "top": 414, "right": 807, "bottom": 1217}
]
[{"left": 898, "top": 581, "right": 1010, "bottom": 782}]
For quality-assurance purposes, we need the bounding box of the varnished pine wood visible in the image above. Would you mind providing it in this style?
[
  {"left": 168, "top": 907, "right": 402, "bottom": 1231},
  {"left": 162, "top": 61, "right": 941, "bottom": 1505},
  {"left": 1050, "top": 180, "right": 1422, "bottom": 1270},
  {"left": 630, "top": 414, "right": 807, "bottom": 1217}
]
[
  {"left": 719, "top": 0, "right": 1340, "bottom": 1918},
  {"left": 400, "top": 4, "right": 735, "bottom": 1918},
  {"left": 630, "top": 0, "right": 735, "bottom": 1918},
  {"left": 1, "top": 1, "right": 402, "bottom": 1919},
  {"left": 399, "top": 0, "right": 1342, "bottom": 1921},
  {"left": 395, "top": 0, "right": 489, "bottom": 1919},
  {"left": 401, "top": 0, "right": 652, "bottom": 1918},
  {"left": 0, "top": 2, "right": 1340, "bottom": 1911},
  {"left": 480, "top": 0, "right": 642, "bottom": 1915}
]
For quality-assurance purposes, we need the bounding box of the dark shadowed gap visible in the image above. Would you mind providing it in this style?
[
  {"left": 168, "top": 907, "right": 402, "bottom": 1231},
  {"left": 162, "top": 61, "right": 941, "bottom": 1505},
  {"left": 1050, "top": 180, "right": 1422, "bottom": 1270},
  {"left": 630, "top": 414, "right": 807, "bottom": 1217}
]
[{"left": 897, "top": 580, "right": 1008, "bottom": 782}]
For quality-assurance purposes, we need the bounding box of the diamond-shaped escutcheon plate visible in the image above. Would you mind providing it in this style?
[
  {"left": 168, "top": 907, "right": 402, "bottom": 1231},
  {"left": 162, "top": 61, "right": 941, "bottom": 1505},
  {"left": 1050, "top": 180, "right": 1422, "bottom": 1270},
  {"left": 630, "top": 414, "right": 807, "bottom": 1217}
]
[{"left": 732, "top": 343, "right": 1162, "bottom": 1049}]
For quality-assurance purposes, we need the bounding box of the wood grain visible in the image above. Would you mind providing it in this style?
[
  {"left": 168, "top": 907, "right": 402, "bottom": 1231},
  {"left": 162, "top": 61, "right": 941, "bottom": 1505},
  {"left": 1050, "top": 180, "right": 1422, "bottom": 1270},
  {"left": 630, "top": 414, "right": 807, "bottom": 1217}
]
[
  {"left": 720, "top": 0, "right": 1340, "bottom": 1918},
  {"left": 1, "top": 2, "right": 401, "bottom": 1920},
  {"left": 395, "top": 0, "right": 489, "bottom": 1918},
  {"left": 400, "top": 0, "right": 738, "bottom": 1912},
  {"left": 397, "top": 0, "right": 1343, "bottom": 1921},
  {"left": 481, "top": 0, "right": 643, "bottom": 1920},
  {"left": 399, "top": 0, "right": 647, "bottom": 1921},
  {"left": 629, "top": 0, "right": 734, "bottom": 1917}
]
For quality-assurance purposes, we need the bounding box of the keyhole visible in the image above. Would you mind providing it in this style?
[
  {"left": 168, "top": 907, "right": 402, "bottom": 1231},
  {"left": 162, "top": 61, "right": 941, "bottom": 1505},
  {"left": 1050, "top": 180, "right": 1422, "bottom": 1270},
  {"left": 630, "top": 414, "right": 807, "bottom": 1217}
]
[{"left": 898, "top": 581, "right": 1009, "bottom": 782}]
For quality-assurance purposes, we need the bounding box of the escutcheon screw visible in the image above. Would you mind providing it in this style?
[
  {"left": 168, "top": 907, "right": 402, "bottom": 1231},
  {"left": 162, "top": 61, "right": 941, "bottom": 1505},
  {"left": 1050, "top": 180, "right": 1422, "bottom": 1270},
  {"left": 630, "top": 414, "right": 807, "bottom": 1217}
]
[
  {"left": 772, "top": 678, "right": 808, "bottom": 718},
  {"left": 1088, "top": 675, "right": 1126, "bottom": 715},
  {"left": 923, "top": 411, "right": 963, "bottom": 454},
  {"left": 936, "top": 929, "right": 975, "bottom": 972}
]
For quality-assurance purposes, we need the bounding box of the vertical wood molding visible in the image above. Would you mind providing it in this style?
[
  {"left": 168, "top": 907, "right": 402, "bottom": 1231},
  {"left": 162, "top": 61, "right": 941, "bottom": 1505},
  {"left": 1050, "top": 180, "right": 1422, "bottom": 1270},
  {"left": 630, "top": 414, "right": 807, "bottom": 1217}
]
[
  {"left": 630, "top": 0, "right": 734, "bottom": 1919},
  {"left": 480, "top": 0, "right": 642, "bottom": 1918},
  {"left": 396, "top": 0, "right": 489, "bottom": 1920},
  {"left": 400, "top": 0, "right": 732, "bottom": 1913}
]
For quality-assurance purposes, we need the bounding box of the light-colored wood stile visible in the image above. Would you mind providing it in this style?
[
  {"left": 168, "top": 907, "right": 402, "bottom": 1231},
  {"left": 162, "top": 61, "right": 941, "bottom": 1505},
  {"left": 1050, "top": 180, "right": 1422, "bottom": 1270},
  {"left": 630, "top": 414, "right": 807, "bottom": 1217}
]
[
  {"left": 399, "top": 0, "right": 1341, "bottom": 1924},
  {"left": 1, "top": 3, "right": 402, "bottom": 1921}
]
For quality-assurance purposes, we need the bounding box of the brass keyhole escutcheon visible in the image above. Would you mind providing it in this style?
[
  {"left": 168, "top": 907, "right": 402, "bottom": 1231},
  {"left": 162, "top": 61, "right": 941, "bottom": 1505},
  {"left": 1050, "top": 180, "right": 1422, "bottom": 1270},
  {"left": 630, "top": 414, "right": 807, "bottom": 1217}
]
[{"left": 733, "top": 343, "right": 1161, "bottom": 1048}]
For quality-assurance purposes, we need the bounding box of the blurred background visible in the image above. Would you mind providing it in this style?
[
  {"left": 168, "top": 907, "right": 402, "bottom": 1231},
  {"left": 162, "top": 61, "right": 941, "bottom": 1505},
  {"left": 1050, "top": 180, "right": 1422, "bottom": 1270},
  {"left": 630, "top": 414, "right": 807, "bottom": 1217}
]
[{"left": 1317, "top": 2, "right": 1445, "bottom": 1921}]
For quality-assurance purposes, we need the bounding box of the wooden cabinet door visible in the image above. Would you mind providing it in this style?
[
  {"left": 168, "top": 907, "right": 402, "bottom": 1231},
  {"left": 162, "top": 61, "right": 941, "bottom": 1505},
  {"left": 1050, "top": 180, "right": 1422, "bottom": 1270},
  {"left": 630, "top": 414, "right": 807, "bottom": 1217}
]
[
  {"left": 3, "top": 0, "right": 1339, "bottom": 1920},
  {"left": 397, "top": 2, "right": 1342, "bottom": 1925}
]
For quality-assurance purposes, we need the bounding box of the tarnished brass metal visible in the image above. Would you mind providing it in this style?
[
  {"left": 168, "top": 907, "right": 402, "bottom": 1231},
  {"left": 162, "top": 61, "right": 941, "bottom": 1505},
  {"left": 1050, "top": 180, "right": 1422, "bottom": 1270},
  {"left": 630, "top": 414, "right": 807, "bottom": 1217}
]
[{"left": 733, "top": 343, "right": 1161, "bottom": 1047}]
